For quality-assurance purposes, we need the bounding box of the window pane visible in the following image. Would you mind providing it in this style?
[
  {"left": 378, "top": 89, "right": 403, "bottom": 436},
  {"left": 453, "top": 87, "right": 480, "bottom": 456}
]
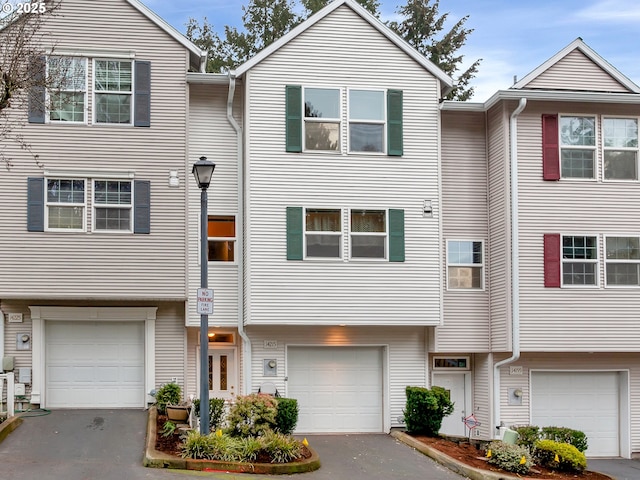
[
  {"left": 350, "top": 123, "right": 383, "bottom": 152},
  {"left": 350, "top": 90, "right": 384, "bottom": 120},
  {"left": 560, "top": 116, "right": 595, "bottom": 146},
  {"left": 604, "top": 118, "right": 638, "bottom": 148},
  {"left": 47, "top": 179, "right": 84, "bottom": 203},
  {"left": 306, "top": 209, "right": 340, "bottom": 232},
  {"left": 208, "top": 216, "right": 235, "bottom": 261},
  {"left": 304, "top": 88, "right": 339, "bottom": 118},
  {"left": 50, "top": 92, "right": 85, "bottom": 122},
  {"left": 563, "top": 262, "right": 597, "bottom": 285},
  {"left": 448, "top": 266, "right": 482, "bottom": 289},
  {"left": 351, "top": 235, "right": 385, "bottom": 258},
  {"left": 95, "top": 94, "right": 131, "bottom": 124},
  {"left": 606, "top": 237, "right": 640, "bottom": 259},
  {"left": 448, "top": 241, "right": 482, "bottom": 264},
  {"left": 351, "top": 210, "right": 385, "bottom": 232},
  {"left": 604, "top": 151, "right": 637, "bottom": 180},
  {"left": 95, "top": 61, "right": 132, "bottom": 92},
  {"left": 208, "top": 216, "right": 235, "bottom": 237},
  {"left": 305, "top": 122, "right": 340, "bottom": 151},
  {"left": 94, "top": 181, "right": 132, "bottom": 205},
  {"left": 561, "top": 150, "right": 594, "bottom": 178},
  {"left": 306, "top": 234, "right": 340, "bottom": 257},
  {"left": 48, "top": 206, "right": 83, "bottom": 229},
  {"left": 607, "top": 263, "right": 639, "bottom": 286},
  {"left": 49, "top": 57, "right": 86, "bottom": 91},
  {"left": 95, "top": 208, "right": 131, "bottom": 231},
  {"left": 208, "top": 240, "right": 235, "bottom": 261},
  {"left": 563, "top": 236, "right": 597, "bottom": 260}
]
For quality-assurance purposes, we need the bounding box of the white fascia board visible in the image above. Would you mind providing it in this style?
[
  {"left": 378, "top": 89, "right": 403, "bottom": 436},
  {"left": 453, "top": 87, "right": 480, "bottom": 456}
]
[{"left": 187, "top": 73, "right": 231, "bottom": 85}]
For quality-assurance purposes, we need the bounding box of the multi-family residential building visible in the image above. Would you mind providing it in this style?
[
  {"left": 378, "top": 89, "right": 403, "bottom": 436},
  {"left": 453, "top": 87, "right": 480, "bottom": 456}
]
[{"left": 3, "top": 0, "right": 640, "bottom": 460}]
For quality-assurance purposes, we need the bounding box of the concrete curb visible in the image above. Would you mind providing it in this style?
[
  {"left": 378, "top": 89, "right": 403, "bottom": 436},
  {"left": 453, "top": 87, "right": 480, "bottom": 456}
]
[
  {"left": 0, "top": 415, "right": 23, "bottom": 445},
  {"left": 143, "top": 406, "right": 321, "bottom": 474}
]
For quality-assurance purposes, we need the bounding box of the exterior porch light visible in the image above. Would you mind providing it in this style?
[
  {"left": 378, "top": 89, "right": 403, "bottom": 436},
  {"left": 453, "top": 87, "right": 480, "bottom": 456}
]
[{"left": 192, "top": 155, "right": 216, "bottom": 435}]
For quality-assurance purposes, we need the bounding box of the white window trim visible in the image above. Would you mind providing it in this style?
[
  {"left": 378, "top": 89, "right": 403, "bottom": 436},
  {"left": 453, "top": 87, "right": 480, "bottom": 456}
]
[
  {"left": 603, "top": 234, "right": 640, "bottom": 288},
  {"left": 432, "top": 356, "right": 471, "bottom": 371},
  {"left": 559, "top": 114, "right": 598, "bottom": 181},
  {"left": 92, "top": 179, "right": 134, "bottom": 234},
  {"left": 445, "top": 239, "right": 485, "bottom": 291},
  {"left": 207, "top": 214, "right": 237, "bottom": 265},
  {"left": 92, "top": 58, "right": 135, "bottom": 126},
  {"left": 347, "top": 87, "right": 387, "bottom": 155},
  {"left": 46, "top": 56, "right": 88, "bottom": 125},
  {"left": 560, "top": 234, "right": 600, "bottom": 288},
  {"left": 303, "top": 207, "right": 343, "bottom": 261},
  {"left": 348, "top": 207, "right": 388, "bottom": 261},
  {"left": 602, "top": 115, "right": 639, "bottom": 183},
  {"left": 302, "top": 86, "right": 342, "bottom": 154},
  {"left": 44, "top": 177, "right": 87, "bottom": 233}
]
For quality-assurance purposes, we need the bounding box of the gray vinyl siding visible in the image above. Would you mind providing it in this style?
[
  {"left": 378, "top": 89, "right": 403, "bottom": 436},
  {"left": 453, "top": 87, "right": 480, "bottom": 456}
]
[
  {"left": 526, "top": 50, "right": 630, "bottom": 93},
  {"left": 248, "top": 325, "right": 427, "bottom": 430},
  {"left": 0, "top": 0, "right": 191, "bottom": 300},
  {"left": 438, "top": 111, "right": 490, "bottom": 351},
  {"left": 471, "top": 353, "right": 492, "bottom": 440},
  {"left": 486, "top": 103, "right": 511, "bottom": 350},
  {"left": 154, "top": 303, "right": 187, "bottom": 388},
  {"left": 244, "top": 5, "right": 442, "bottom": 326},
  {"left": 187, "top": 84, "right": 242, "bottom": 328},
  {"left": 515, "top": 101, "right": 640, "bottom": 351}
]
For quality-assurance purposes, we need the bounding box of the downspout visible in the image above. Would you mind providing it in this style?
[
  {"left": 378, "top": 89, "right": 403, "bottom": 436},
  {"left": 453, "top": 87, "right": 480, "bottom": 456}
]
[
  {"left": 227, "top": 72, "right": 251, "bottom": 395},
  {"left": 0, "top": 308, "right": 4, "bottom": 373},
  {"left": 493, "top": 97, "right": 527, "bottom": 437}
]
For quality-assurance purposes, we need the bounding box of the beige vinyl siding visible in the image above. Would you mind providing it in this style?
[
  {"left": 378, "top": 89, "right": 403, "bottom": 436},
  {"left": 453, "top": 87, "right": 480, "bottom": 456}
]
[
  {"left": 0, "top": 0, "right": 191, "bottom": 300},
  {"left": 515, "top": 101, "right": 640, "bottom": 351},
  {"left": 244, "top": 5, "right": 442, "bottom": 326},
  {"left": 0, "top": 302, "right": 35, "bottom": 399},
  {"left": 187, "top": 84, "right": 241, "bottom": 327},
  {"left": 248, "top": 325, "right": 427, "bottom": 430},
  {"left": 486, "top": 103, "right": 511, "bottom": 350},
  {"left": 154, "top": 303, "right": 187, "bottom": 387},
  {"left": 471, "top": 353, "right": 492, "bottom": 440},
  {"left": 526, "top": 50, "right": 631, "bottom": 93},
  {"left": 438, "top": 111, "right": 490, "bottom": 351}
]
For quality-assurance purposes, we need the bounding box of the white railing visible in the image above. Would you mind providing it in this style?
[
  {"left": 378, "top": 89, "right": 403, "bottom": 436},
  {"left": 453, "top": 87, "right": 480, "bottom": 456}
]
[{"left": 0, "top": 373, "right": 15, "bottom": 418}]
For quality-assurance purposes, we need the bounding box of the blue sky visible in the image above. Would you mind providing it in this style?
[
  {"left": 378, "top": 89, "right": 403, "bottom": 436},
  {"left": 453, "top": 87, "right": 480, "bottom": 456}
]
[{"left": 144, "top": 0, "right": 640, "bottom": 102}]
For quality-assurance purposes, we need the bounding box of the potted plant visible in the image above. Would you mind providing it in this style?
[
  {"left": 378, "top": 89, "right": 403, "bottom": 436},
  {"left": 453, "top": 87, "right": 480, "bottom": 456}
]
[{"left": 156, "top": 382, "right": 189, "bottom": 422}]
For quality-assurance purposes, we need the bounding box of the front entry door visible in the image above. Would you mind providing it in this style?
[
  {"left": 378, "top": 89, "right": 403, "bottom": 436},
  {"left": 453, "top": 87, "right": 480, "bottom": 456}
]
[
  {"left": 209, "top": 348, "right": 236, "bottom": 401},
  {"left": 433, "top": 373, "right": 468, "bottom": 437}
]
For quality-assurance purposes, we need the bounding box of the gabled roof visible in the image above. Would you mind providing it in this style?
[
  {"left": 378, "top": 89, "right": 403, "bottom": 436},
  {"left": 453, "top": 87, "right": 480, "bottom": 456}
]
[
  {"left": 512, "top": 38, "right": 640, "bottom": 93},
  {"left": 233, "top": 0, "right": 453, "bottom": 96},
  {"left": 126, "top": 0, "right": 206, "bottom": 72}
]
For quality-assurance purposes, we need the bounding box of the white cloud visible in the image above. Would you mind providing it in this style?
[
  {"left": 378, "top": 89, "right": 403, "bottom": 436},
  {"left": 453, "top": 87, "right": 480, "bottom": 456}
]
[{"left": 573, "top": 0, "right": 640, "bottom": 22}]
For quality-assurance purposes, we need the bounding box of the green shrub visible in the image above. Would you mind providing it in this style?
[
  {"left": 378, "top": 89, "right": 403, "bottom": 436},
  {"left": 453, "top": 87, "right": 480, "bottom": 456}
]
[
  {"left": 275, "top": 397, "right": 299, "bottom": 435},
  {"left": 535, "top": 439, "right": 587, "bottom": 473},
  {"left": 403, "top": 386, "right": 454, "bottom": 436},
  {"left": 226, "top": 393, "right": 278, "bottom": 437},
  {"left": 181, "top": 430, "right": 215, "bottom": 460},
  {"left": 540, "top": 426, "right": 588, "bottom": 453},
  {"left": 235, "top": 436, "right": 263, "bottom": 462},
  {"left": 161, "top": 420, "right": 177, "bottom": 438},
  {"left": 486, "top": 441, "right": 532, "bottom": 475},
  {"left": 193, "top": 397, "right": 226, "bottom": 430},
  {"left": 155, "top": 382, "right": 182, "bottom": 414},
  {"left": 262, "top": 431, "right": 303, "bottom": 463},
  {"left": 513, "top": 425, "right": 540, "bottom": 451}
]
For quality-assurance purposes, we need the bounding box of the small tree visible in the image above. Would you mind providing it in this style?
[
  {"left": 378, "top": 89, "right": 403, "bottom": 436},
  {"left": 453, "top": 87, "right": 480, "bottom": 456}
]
[{"left": 403, "top": 385, "right": 454, "bottom": 436}]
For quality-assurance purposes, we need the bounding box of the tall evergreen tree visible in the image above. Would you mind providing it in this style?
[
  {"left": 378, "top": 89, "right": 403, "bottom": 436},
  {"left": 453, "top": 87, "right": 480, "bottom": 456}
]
[{"left": 301, "top": 0, "right": 380, "bottom": 16}]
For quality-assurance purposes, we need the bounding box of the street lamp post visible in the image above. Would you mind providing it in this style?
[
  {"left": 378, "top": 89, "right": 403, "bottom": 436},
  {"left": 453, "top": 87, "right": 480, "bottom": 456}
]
[{"left": 192, "top": 156, "right": 216, "bottom": 435}]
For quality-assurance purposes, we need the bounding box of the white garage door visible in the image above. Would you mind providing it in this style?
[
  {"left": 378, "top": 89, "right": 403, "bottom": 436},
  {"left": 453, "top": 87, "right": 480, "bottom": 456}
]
[
  {"left": 46, "top": 321, "right": 145, "bottom": 408},
  {"left": 287, "top": 347, "right": 383, "bottom": 433},
  {"left": 531, "top": 371, "right": 619, "bottom": 457}
]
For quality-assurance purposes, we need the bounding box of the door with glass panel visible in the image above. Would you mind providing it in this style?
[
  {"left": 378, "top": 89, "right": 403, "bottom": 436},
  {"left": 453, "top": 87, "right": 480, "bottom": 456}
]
[{"left": 209, "top": 348, "right": 236, "bottom": 401}]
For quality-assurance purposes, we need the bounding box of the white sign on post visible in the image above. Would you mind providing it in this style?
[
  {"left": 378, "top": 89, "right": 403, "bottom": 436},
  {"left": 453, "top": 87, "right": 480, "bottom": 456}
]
[{"left": 197, "top": 288, "right": 214, "bottom": 315}]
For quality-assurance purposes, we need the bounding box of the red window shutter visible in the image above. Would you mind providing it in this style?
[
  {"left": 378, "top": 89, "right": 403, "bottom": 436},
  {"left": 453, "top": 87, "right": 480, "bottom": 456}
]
[
  {"left": 544, "top": 234, "right": 561, "bottom": 287},
  {"left": 542, "top": 114, "right": 560, "bottom": 181}
]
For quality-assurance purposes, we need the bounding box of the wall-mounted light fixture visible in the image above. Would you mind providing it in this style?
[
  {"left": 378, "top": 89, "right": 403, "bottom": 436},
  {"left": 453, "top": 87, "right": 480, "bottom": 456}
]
[
  {"left": 168, "top": 170, "right": 179, "bottom": 187},
  {"left": 423, "top": 200, "right": 433, "bottom": 218}
]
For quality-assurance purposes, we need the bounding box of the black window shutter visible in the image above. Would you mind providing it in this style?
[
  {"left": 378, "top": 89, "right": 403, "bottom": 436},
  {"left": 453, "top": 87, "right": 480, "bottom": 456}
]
[
  {"left": 387, "top": 90, "right": 403, "bottom": 156},
  {"left": 134, "top": 180, "right": 151, "bottom": 234},
  {"left": 134, "top": 61, "right": 151, "bottom": 127},
  {"left": 286, "top": 206, "right": 303, "bottom": 260},
  {"left": 28, "top": 56, "right": 46, "bottom": 124},
  {"left": 27, "top": 177, "right": 45, "bottom": 231},
  {"left": 285, "top": 85, "right": 302, "bottom": 152},
  {"left": 388, "top": 209, "right": 405, "bottom": 262}
]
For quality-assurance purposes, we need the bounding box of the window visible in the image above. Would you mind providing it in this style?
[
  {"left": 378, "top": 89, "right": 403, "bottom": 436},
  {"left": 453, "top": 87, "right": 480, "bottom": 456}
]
[
  {"left": 305, "top": 209, "right": 341, "bottom": 258},
  {"left": 304, "top": 88, "right": 340, "bottom": 151},
  {"left": 94, "top": 180, "right": 132, "bottom": 231},
  {"left": 562, "top": 235, "right": 598, "bottom": 286},
  {"left": 605, "top": 236, "right": 640, "bottom": 286},
  {"left": 45, "top": 179, "right": 86, "bottom": 231},
  {"left": 94, "top": 60, "right": 132, "bottom": 124},
  {"left": 349, "top": 89, "right": 384, "bottom": 153},
  {"left": 603, "top": 117, "right": 638, "bottom": 180},
  {"left": 433, "top": 357, "right": 470, "bottom": 370},
  {"left": 208, "top": 216, "right": 235, "bottom": 261},
  {"left": 350, "top": 209, "right": 386, "bottom": 259},
  {"left": 47, "top": 57, "right": 87, "bottom": 122},
  {"left": 447, "top": 240, "right": 483, "bottom": 289},
  {"left": 560, "top": 116, "right": 596, "bottom": 178}
]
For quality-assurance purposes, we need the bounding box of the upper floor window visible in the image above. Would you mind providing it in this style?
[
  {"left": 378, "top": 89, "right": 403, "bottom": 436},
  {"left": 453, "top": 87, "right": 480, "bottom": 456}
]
[
  {"left": 46, "top": 179, "right": 86, "bottom": 231},
  {"left": 208, "top": 216, "right": 235, "bottom": 261},
  {"left": 562, "top": 235, "right": 598, "bottom": 286},
  {"left": 305, "top": 208, "right": 341, "bottom": 258},
  {"left": 349, "top": 89, "right": 385, "bottom": 153},
  {"left": 603, "top": 117, "right": 638, "bottom": 180},
  {"left": 47, "top": 57, "right": 87, "bottom": 123},
  {"left": 447, "top": 240, "right": 483, "bottom": 289},
  {"left": 560, "top": 116, "right": 596, "bottom": 179},
  {"left": 350, "top": 209, "right": 386, "bottom": 259},
  {"left": 94, "top": 180, "right": 132, "bottom": 231},
  {"left": 304, "top": 88, "right": 340, "bottom": 151},
  {"left": 605, "top": 236, "right": 640, "bottom": 286},
  {"left": 95, "top": 60, "right": 132, "bottom": 124}
]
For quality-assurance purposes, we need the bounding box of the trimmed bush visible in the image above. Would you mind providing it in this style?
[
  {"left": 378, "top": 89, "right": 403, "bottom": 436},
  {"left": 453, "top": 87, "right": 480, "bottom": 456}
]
[
  {"left": 513, "top": 425, "right": 540, "bottom": 451},
  {"left": 275, "top": 397, "right": 299, "bottom": 435},
  {"left": 226, "top": 393, "right": 278, "bottom": 437},
  {"left": 155, "top": 382, "right": 181, "bottom": 414},
  {"left": 262, "top": 431, "right": 303, "bottom": 463},
  {"left": 403, "top": 386, "right": 454, "bottom": 436},
  {"left": 535, "top": 439, "right": 587, "bottom": 473},
  {"left": 193, "top": 397, "right": 226, "bottom": 430},
  {"left": 486, "top": 441, "right": 532, "bottom": 475},
  {"left": 541, "top": 426, "right": 588, "bottom": 453}
]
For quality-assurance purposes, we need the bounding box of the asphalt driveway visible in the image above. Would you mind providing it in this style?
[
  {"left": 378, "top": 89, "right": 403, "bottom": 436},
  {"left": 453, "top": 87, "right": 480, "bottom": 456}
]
[{"left": 0, "top": 409, "right": 464, "bottom": 480}]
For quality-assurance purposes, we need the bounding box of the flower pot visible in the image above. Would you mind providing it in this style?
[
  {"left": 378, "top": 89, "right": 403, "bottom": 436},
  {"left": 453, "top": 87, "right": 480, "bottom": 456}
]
[{"left": 166, "top": 405, "right": 189, "bottom": 422}]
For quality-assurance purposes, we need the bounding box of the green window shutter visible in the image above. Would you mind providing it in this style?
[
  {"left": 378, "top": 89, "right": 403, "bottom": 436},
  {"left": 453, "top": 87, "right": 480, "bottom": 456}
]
[
  {"left": 388, "top": 209, "right": 405, "bottom": 262},
  {"left": 387, "top": 89, "right": 403, "bottom": 156},
  {"left": 286, "top": 206, "right": 303, "bottom": 260},
  {"left": 285, "top": 85, "right": 302, "bottom": 153}
]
